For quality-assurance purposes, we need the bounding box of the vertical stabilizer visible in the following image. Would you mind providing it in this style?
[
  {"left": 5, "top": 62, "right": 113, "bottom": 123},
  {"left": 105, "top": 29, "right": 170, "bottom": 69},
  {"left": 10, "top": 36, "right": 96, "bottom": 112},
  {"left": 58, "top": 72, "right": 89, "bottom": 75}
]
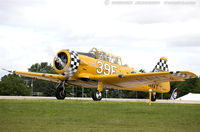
[
  {"left": 152, "top": 57, "right": 169, "bottom": 72},
  {"left": 151, "top": 57, "right": 171, "bottom": 96}
]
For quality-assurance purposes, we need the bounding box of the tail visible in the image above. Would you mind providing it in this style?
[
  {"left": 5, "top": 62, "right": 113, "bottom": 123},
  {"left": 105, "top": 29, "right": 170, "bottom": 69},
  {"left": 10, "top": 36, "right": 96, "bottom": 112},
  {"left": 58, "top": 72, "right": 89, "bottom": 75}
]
[
  {"left": 152, "top": 57, "right": 170, "bottom": 93},
  {"left": 152, "top": 57, "right": 169, "bottom": 72}
]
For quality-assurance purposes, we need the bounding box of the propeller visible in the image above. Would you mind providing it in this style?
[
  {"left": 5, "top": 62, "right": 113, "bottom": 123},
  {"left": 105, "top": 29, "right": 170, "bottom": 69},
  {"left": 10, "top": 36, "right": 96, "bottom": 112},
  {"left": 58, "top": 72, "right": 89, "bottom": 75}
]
[
  {"left": 53, "top": 49, "right": 80, "bottom": 78},
  {"left": 54, "top": 52, "right": 68, "bottom": 70},
  {"left": 55, "top": 56, "right": 65, "bottom": 69}
]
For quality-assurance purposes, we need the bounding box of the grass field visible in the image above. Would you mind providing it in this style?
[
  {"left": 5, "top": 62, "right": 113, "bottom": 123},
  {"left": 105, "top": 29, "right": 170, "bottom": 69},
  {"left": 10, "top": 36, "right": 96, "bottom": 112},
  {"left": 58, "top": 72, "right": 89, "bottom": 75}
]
[{"left": 0, "top": 99, "right": 200, "bottom": 132}]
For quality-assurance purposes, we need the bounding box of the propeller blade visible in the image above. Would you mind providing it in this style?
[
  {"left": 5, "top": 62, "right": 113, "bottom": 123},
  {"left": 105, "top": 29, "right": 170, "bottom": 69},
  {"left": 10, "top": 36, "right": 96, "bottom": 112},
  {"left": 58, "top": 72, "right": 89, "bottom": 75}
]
[{"left": 55, "top": 56, "right": 66, "bottom": 69}]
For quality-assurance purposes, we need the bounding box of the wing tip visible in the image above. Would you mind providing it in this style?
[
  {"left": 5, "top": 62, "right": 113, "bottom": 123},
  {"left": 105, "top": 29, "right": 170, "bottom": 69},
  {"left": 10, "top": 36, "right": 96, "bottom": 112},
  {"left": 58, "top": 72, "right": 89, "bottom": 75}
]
[
  {"left": 1, "top": 68, "right": 13, "bottom": 73},
  {"left": 171, "top": 71, "right": 198, "bottom": 79}
]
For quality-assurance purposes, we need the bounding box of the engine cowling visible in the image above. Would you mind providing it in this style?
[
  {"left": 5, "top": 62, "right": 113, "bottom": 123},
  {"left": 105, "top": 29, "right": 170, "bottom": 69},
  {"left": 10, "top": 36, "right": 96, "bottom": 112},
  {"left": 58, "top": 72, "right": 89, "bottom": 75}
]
[{"left": 53, "top": 49, "right": 80, "bottom": 77}]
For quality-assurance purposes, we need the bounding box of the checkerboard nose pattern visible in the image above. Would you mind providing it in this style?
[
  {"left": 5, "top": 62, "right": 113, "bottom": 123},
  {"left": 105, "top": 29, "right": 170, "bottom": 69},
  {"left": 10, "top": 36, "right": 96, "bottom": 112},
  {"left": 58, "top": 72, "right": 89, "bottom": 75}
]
[
  {"left": 152, "top": 57, "right": 169, "bottom": 72},
  {"left": 64, "top": 50, "right": 80, "bottom": 78}
]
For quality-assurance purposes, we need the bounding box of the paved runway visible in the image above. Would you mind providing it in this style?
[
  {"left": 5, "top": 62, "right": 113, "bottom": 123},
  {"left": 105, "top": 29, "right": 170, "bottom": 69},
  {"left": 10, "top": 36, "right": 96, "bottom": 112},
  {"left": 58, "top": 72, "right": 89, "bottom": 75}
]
[{"left": 0, "top": 96, "right": 200, "bottom": 104}]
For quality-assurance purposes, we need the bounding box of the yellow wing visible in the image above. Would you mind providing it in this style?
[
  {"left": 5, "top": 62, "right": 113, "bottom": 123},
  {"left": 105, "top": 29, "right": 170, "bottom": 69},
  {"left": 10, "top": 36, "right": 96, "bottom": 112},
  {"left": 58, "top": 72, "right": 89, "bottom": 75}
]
[
  {"left": 2, "top": 69, "right": 66, "bottom": 82},
  {"left": 2, "top": 68, "right": 197, "bottom": 89},
  {"left": 87, "top": 71, "right": 197, "bottom": 88}
]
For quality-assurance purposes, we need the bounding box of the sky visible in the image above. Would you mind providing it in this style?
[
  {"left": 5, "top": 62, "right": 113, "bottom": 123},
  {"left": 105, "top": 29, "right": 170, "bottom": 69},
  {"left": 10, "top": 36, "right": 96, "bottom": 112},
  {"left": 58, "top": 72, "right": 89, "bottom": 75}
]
[{"left": 0, "top": 0, "right": 200, "bottom": 79}]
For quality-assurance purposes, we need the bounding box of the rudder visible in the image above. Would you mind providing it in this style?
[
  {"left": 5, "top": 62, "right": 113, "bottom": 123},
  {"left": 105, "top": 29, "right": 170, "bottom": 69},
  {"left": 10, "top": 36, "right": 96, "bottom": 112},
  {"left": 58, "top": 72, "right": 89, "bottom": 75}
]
[{"left": 152, "top": 57, "right": 169, "bottom": 72}]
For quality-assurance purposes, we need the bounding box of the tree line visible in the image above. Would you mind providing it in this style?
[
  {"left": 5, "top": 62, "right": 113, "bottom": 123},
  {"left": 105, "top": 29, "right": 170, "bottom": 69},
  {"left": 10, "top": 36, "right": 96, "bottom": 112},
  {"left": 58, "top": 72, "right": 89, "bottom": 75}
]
[{"left": 0, "top": 62, "right": 200, "bottom": 99}]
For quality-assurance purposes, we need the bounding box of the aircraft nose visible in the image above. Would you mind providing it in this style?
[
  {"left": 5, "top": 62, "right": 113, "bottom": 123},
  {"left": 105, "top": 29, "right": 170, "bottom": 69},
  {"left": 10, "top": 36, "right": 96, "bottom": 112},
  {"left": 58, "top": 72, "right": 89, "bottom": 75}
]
[{"left": 53, "top": 49, "right": 80, "bottom": 78}]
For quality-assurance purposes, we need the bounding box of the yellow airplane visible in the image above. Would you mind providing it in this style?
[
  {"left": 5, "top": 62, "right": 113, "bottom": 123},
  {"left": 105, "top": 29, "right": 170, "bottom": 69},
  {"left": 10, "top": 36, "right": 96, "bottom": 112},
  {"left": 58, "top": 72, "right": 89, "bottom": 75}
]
[{"left": 2, "top": 48, "right": 198, "bottom": 103}]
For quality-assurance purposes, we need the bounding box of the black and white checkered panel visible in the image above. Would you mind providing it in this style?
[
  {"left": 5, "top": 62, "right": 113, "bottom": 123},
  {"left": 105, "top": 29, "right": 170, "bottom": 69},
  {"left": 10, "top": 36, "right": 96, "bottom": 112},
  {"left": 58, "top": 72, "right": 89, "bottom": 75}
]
[
  {"left": 153, "top": 58, "right": 169, "bottom": 72},
  {"left": 64, "top": 50, "right": 80, "bottom": 78},
  {"left": 170, "top": 71, "right": 195, "bottom": 79}
]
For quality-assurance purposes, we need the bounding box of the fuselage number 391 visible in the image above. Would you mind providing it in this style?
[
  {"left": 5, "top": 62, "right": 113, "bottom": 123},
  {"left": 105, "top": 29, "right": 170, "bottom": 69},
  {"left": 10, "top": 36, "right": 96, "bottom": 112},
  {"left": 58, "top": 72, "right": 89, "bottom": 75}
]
[{"left": 96, "top": 61, "right": 117, "bottom": 75}]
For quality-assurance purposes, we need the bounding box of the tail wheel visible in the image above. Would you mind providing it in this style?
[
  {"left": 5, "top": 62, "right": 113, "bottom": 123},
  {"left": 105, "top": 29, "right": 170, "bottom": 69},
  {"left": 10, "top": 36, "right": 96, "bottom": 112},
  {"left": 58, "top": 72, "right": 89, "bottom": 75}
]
[
  {"left": 92, "top": 89, "right": 103, "bottom": 101},
  {"left": 151, "top": 92, "right": 156, "bottom": 102},
  {"left": 55, "top": 81, "right": 66, "bottom": 100}
]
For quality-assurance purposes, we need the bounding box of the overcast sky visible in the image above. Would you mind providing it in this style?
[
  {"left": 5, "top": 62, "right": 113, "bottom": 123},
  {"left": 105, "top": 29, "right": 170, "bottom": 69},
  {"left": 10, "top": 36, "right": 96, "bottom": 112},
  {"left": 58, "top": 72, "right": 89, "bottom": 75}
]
[{"left": 0, "top": 0, "right": 200, "bottom": 79}]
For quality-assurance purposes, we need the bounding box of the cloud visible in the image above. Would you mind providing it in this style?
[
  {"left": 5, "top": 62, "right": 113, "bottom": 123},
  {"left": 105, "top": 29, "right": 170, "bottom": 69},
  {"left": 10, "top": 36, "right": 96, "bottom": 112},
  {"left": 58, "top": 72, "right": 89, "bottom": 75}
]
[
  {"left": 169, "top": 35, "right": 200, "bottom": 47},
  {"left": 120, "top": 5, "right": 200, "bottom": 24},
  {"left": 0, "top": 0, "right": 46, "bottom": 26},
  {"left": 0, "top": 0, "right": 200, "bottom": 79}
]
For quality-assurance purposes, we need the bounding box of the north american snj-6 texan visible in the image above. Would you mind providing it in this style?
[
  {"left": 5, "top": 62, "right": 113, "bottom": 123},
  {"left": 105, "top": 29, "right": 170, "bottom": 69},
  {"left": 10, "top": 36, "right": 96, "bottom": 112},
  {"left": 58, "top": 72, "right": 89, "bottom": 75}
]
[{"left": 2, "top": 48, "right": 198, "bottom": 104}]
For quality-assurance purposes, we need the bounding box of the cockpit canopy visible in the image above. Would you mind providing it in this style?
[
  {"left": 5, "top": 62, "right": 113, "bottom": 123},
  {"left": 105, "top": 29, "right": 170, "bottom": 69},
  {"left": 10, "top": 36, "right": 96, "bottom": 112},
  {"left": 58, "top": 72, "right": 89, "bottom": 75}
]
[{"left": 89, "top": 48, "right": 122, "bottom": 65}]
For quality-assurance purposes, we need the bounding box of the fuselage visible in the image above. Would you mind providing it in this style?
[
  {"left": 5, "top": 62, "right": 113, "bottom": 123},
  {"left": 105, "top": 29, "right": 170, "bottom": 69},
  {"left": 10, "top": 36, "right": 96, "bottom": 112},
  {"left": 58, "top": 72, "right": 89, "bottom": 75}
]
[
  {"left": 75, "top": 54, "right": 137, "bottom": 77},
  {"left": 69, "top": 54, "right": 170, "bottom": 93}
]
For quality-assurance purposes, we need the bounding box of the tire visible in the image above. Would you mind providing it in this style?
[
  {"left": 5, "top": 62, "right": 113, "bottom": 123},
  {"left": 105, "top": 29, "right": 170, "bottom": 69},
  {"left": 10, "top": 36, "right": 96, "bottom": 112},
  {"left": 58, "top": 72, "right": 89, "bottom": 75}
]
[
  {"left": 151, "top": 92, "right": 156, "bottom": 102},
  {"left": 56, "top": 87, "right": 66, "bottom": 100},
  {"left": 92, "top": 89, "right": 103, "bottom": 101}
]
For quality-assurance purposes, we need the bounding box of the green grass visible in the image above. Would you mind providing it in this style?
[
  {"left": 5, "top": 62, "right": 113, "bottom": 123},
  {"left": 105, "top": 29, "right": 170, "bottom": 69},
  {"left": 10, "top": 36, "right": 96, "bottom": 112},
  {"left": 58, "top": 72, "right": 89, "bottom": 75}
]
[{"left": 0, "top": 100, "right": 200, "bottom": 132}]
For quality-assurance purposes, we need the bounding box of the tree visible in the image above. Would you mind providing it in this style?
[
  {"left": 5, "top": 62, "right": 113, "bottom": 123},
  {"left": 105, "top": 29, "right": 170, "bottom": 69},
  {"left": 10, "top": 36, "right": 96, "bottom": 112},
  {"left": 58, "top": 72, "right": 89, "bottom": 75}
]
[
  {"left": 175, "top": 78, "right": 200, "bottom": 97},
  {"left": 65, "top": 85, "right": 92, "bottom": 98},
  {"left": 0, "top": 74, "right": 31, "bottom": 96},
  {"left": 121, "top": 90, "right": 136, "bottom": 98},
  {"left": 161, "top": 78, "right": 200, "bottom": 99},
  {"left": 28, "top": 62, "right": 56, "bottom": 74},
  {"left": 28, "top": 62, "right": 92, "bottom": 97},
  {"left": 28, "top": 62, "right": 57, "bottom": 96}
]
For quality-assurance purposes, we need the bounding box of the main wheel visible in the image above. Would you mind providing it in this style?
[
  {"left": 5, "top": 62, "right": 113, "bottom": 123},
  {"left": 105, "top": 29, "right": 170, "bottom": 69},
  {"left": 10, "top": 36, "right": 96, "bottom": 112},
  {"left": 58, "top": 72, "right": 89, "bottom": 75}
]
[
  {"left": 151, "top": 92, "right": 156, "bottom": 102},
  {"left": 92, "top": 89, "right": 103, "bottom": 101},
  {"left": 56, "top": 87, "right": 66, "bottom": 100}
]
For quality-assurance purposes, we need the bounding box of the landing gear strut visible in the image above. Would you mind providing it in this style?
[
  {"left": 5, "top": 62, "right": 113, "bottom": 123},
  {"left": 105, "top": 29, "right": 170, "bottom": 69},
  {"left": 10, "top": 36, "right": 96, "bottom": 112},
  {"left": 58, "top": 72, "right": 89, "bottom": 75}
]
[
  {"left": 92, "top": 82, "right": 103, "bottom": 101},
  {"left": 149, "top": 89, "right": 156, "bottom": 105},
  {"left": 55, "top": 81, "right": 66, "bottom": 100}
]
